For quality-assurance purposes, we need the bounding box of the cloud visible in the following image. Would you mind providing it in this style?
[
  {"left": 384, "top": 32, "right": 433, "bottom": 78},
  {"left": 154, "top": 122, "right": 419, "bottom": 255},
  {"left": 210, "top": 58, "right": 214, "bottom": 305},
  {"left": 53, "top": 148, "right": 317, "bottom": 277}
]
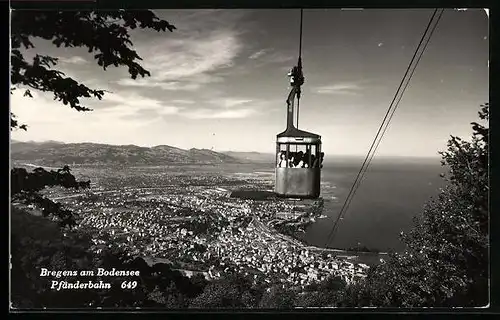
[
  {"left": 171, "top": 99, "right": 195, "bottom": 104},
  {"left": 181, "top": 108, "right": 255, "bottom": 119},
  {"left": 117, "top": 79, "right": 206, "bottom": 91},
  {"left": 315, "top": 82, "right": 363, "bottom": 95},
  {"left": 10, "top": 89, "right": 83, "bottom": 125},
  {"left": 58, "top": 56, "right": 87, "bottom": 65},
  {"left": 175, "top": 95, "right": 270, "bottom": 119},
  {"left": 84, "top": 91, "right": 185, "bottom": 123},
  {"left": 95, "top": 92, "right": 165, "bottom": 111},
  {"left": 249, "top": 49, "right": 267, "bottom": 60},
  {"left": 117, "top": 20, "right": 243, "bottom": 91},
  {"left": 263, "top": 51, "right": 295, "bottom": 64},
  {"left": 120, "top": 106, "right": 180, "bottom": 121},
  {"left": 248, "top": 48, "right": 294, "bottom": 66},
  {"left": 10, "top": 88, "right": 187, "bottom": 142},
  {"left": 10, "top": 89, "right": 155, "bottom": 144},
  {"left": 120, "top": 108, "right": 160, "bottom": 120},
  {"left": 209, "top": 98, "right": 253, "bottom": 108}
]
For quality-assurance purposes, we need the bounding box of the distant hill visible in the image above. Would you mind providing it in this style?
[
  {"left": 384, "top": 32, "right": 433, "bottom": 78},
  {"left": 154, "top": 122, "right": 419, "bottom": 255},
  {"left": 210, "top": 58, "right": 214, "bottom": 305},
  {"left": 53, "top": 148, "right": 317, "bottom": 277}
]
[
  {"left": 222, "top": 151, "right": 275, "bottom": 163},
  {"left": 10, "top": 140, "right": 241, "bottom": 166}
]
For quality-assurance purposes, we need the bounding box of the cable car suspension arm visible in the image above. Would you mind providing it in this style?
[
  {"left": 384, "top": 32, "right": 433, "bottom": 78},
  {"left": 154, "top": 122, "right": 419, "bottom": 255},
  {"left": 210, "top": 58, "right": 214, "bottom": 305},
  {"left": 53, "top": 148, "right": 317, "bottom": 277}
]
[{"left": 286, "top": 9, "right": 305, "bottom": 129}]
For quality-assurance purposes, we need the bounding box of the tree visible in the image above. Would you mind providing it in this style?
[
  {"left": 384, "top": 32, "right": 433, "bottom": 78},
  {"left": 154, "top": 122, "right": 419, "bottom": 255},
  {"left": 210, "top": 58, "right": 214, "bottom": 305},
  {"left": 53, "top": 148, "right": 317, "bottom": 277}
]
[
  {"left": 10, "top": 206, "right": 196, "bottom": 308},
  {"left": 258, "top": 284, "right": 297, "bottom": 309},
  {"left": 188, "top": 278, "right": 244, "bottom": 308},
  {"left": 10, "top": 10, "right": 176, "bottom": 227},
  {"left": 338, "top": 103, "right": 489, "bottom": 307},
  {"left": 402, "top": 102, "right": 489, "bottom": 306},
  {"left": 10, "top": 9, "right": 175, "bottom": 130},
  {"left": 11, "top": 166, "right": 90, "bottom": 228},
  {"left": 10, "top": 9, "right": 178, "bottom": 308}
]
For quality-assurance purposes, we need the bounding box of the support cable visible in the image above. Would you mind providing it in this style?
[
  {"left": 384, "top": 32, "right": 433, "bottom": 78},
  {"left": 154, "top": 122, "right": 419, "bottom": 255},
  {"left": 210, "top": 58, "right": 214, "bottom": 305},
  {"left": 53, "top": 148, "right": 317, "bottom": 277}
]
[{"left": 324, "top": 9, "right": 444, "bottom": 247}]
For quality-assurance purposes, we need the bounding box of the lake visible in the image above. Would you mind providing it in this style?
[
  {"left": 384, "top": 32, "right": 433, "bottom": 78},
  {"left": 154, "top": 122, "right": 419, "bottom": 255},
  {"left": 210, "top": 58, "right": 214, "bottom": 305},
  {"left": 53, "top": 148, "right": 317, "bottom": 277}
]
[{"left": 230, "top": 156, "right": 446, "bottom": 252}]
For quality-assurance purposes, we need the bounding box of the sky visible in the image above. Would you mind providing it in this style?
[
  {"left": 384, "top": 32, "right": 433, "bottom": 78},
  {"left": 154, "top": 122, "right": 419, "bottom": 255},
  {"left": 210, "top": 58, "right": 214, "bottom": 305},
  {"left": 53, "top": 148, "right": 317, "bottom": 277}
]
[{"left": 10, "top": 9, "right": 489, "bottom": 156}]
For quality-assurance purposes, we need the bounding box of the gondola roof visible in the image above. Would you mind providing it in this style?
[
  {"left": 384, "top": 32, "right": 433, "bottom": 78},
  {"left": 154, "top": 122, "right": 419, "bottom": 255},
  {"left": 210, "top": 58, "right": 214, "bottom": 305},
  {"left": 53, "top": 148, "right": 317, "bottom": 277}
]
[{"left": 277, "top": 126, "right": 320, "bottom": 139}]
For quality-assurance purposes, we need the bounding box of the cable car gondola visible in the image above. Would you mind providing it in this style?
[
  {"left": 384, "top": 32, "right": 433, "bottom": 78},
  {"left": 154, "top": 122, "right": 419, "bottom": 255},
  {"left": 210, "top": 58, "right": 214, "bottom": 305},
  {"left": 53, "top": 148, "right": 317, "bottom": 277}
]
[{"left": 275, "top": 9, "right": 323, "bottom": 199}]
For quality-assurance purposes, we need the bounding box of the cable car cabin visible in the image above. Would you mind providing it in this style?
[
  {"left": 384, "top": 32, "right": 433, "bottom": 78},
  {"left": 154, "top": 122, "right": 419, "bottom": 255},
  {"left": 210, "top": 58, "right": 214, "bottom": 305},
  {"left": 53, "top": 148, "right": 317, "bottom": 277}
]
[
  {"left": 275, "top": 128, "right": 321, "bottom": 199},
  {"left": 274, "top": 62, "right": 323, "bottom": 199},
  {"left": 274, "top": 11, "right": 323, "bottom": 199}
]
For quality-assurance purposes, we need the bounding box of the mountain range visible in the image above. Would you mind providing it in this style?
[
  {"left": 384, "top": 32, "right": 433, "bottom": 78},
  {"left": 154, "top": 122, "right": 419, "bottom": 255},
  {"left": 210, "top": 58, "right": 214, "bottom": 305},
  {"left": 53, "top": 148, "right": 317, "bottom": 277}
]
[{"left": 10, "top": 140, "right": 272, "bottom": 166}]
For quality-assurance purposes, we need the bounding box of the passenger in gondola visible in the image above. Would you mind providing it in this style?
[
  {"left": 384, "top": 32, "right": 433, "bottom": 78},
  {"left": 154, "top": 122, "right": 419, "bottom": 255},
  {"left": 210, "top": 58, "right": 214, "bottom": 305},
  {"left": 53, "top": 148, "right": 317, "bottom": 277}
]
[
  {"left": 289, "top": 153, "right": 296, "bottom": 168},
  {"left": 297, "top": 157, "right": 304, "bottom": 168},
  {"left": 320, "top": 152, "right": 324, "bottom": 168},
  {"left": 312, "top": 154, "right": 319, "bottom": 168},
  {"left": 278, "top": 151, "right": 287, "bottom": 167},
  {"left": 294, "top": 151, "right": 304, "bottom": 168},
  {"left": 301, "top": 151, "right": 310, "bottom": 168}
]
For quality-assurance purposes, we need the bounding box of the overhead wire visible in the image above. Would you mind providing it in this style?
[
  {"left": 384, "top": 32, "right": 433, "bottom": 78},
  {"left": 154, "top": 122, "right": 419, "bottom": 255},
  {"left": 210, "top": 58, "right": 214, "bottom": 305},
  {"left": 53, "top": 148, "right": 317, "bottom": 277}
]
[
  {"left": 342, "top": 8, "right": 446, "bottom": 222},
  {"left": 325, "top": 9, "right": 444, "bottom": 246},
  {"left": 324, "top": 8, "right": 444, "bottom": 247},
  {"left": 331, "top": 9, "right": 446, "bottom": 244}
]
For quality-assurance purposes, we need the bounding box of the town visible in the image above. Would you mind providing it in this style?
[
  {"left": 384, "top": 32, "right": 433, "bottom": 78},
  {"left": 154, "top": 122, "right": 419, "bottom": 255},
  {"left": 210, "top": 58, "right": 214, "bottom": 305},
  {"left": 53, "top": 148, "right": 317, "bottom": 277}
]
[{"left": 31, "top": 164, "right": 371, "bottom": 288}]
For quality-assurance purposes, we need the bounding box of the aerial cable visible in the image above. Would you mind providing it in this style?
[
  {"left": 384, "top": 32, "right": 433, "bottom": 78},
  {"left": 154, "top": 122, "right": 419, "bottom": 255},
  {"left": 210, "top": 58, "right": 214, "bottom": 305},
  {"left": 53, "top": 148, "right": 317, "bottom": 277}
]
[
  {"left": 343, "top": 9, "right": 446, "bottom": 225},
  {"left": 325, "top": 9, "right": 444, "bottom": 247},
  {"left": 324, "top": 9, "right": 444, "bottom": 247},
  {"left": 330, "top": 9, "right": 445, "bottom": 245}
]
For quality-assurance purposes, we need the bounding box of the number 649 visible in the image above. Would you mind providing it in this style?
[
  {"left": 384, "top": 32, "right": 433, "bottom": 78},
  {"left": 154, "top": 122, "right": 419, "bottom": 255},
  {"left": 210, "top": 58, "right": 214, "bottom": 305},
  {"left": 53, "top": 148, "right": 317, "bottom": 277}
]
[{"left": 120, "top": 281, "right": 137, "bottom": 289}]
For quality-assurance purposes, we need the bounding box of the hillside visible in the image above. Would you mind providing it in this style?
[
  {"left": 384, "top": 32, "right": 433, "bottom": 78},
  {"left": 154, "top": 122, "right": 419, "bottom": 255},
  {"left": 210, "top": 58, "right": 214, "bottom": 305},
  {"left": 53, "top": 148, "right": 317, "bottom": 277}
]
[{"left": 10, "top": 140, "right": 241, "bottom": 166}]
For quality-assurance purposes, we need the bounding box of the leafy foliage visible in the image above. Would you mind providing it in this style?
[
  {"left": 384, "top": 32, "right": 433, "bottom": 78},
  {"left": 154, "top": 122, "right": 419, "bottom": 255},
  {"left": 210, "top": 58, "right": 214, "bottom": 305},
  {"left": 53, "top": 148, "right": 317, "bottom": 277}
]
[
  {"left": 10, "top": 205, "right": 210, "bottom": 309},
  {"left": 10, "top": 12, "right": 178, "bottom": 307},
  {"left": 189, "top": 279, "right": 243, "bottom": 308},
  {"left": 8, "top": 9, "right": 223, "bottom": 309},
  {"left": 187, "top": 273, "right": 263, "bottom": 308},
  {"left": 11, "top": 166, "right": 90, "bottom": 228},
  {"left": 11, "top": 165, "right": 89, "bottom": 195},
  {"left": 10, "top": 8, "right": 176, "bottom": 228},
  {"left": 295, "top": 275, "right": 346, "bottom": 307},
  {"left": 10, "top": 10, "right": 175, "bottom": 129},
  {"left": 10, "top": 112, "right": 27, "bottom": 131},
  {"left": 338, "top": 103, "right": 489, "bottom": 307},
  {"left": 11, "top": 206, "right": 104, "bottom": 308},
  {"left": 258, "top": 284, "right": 297, "bottom": 308}
]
